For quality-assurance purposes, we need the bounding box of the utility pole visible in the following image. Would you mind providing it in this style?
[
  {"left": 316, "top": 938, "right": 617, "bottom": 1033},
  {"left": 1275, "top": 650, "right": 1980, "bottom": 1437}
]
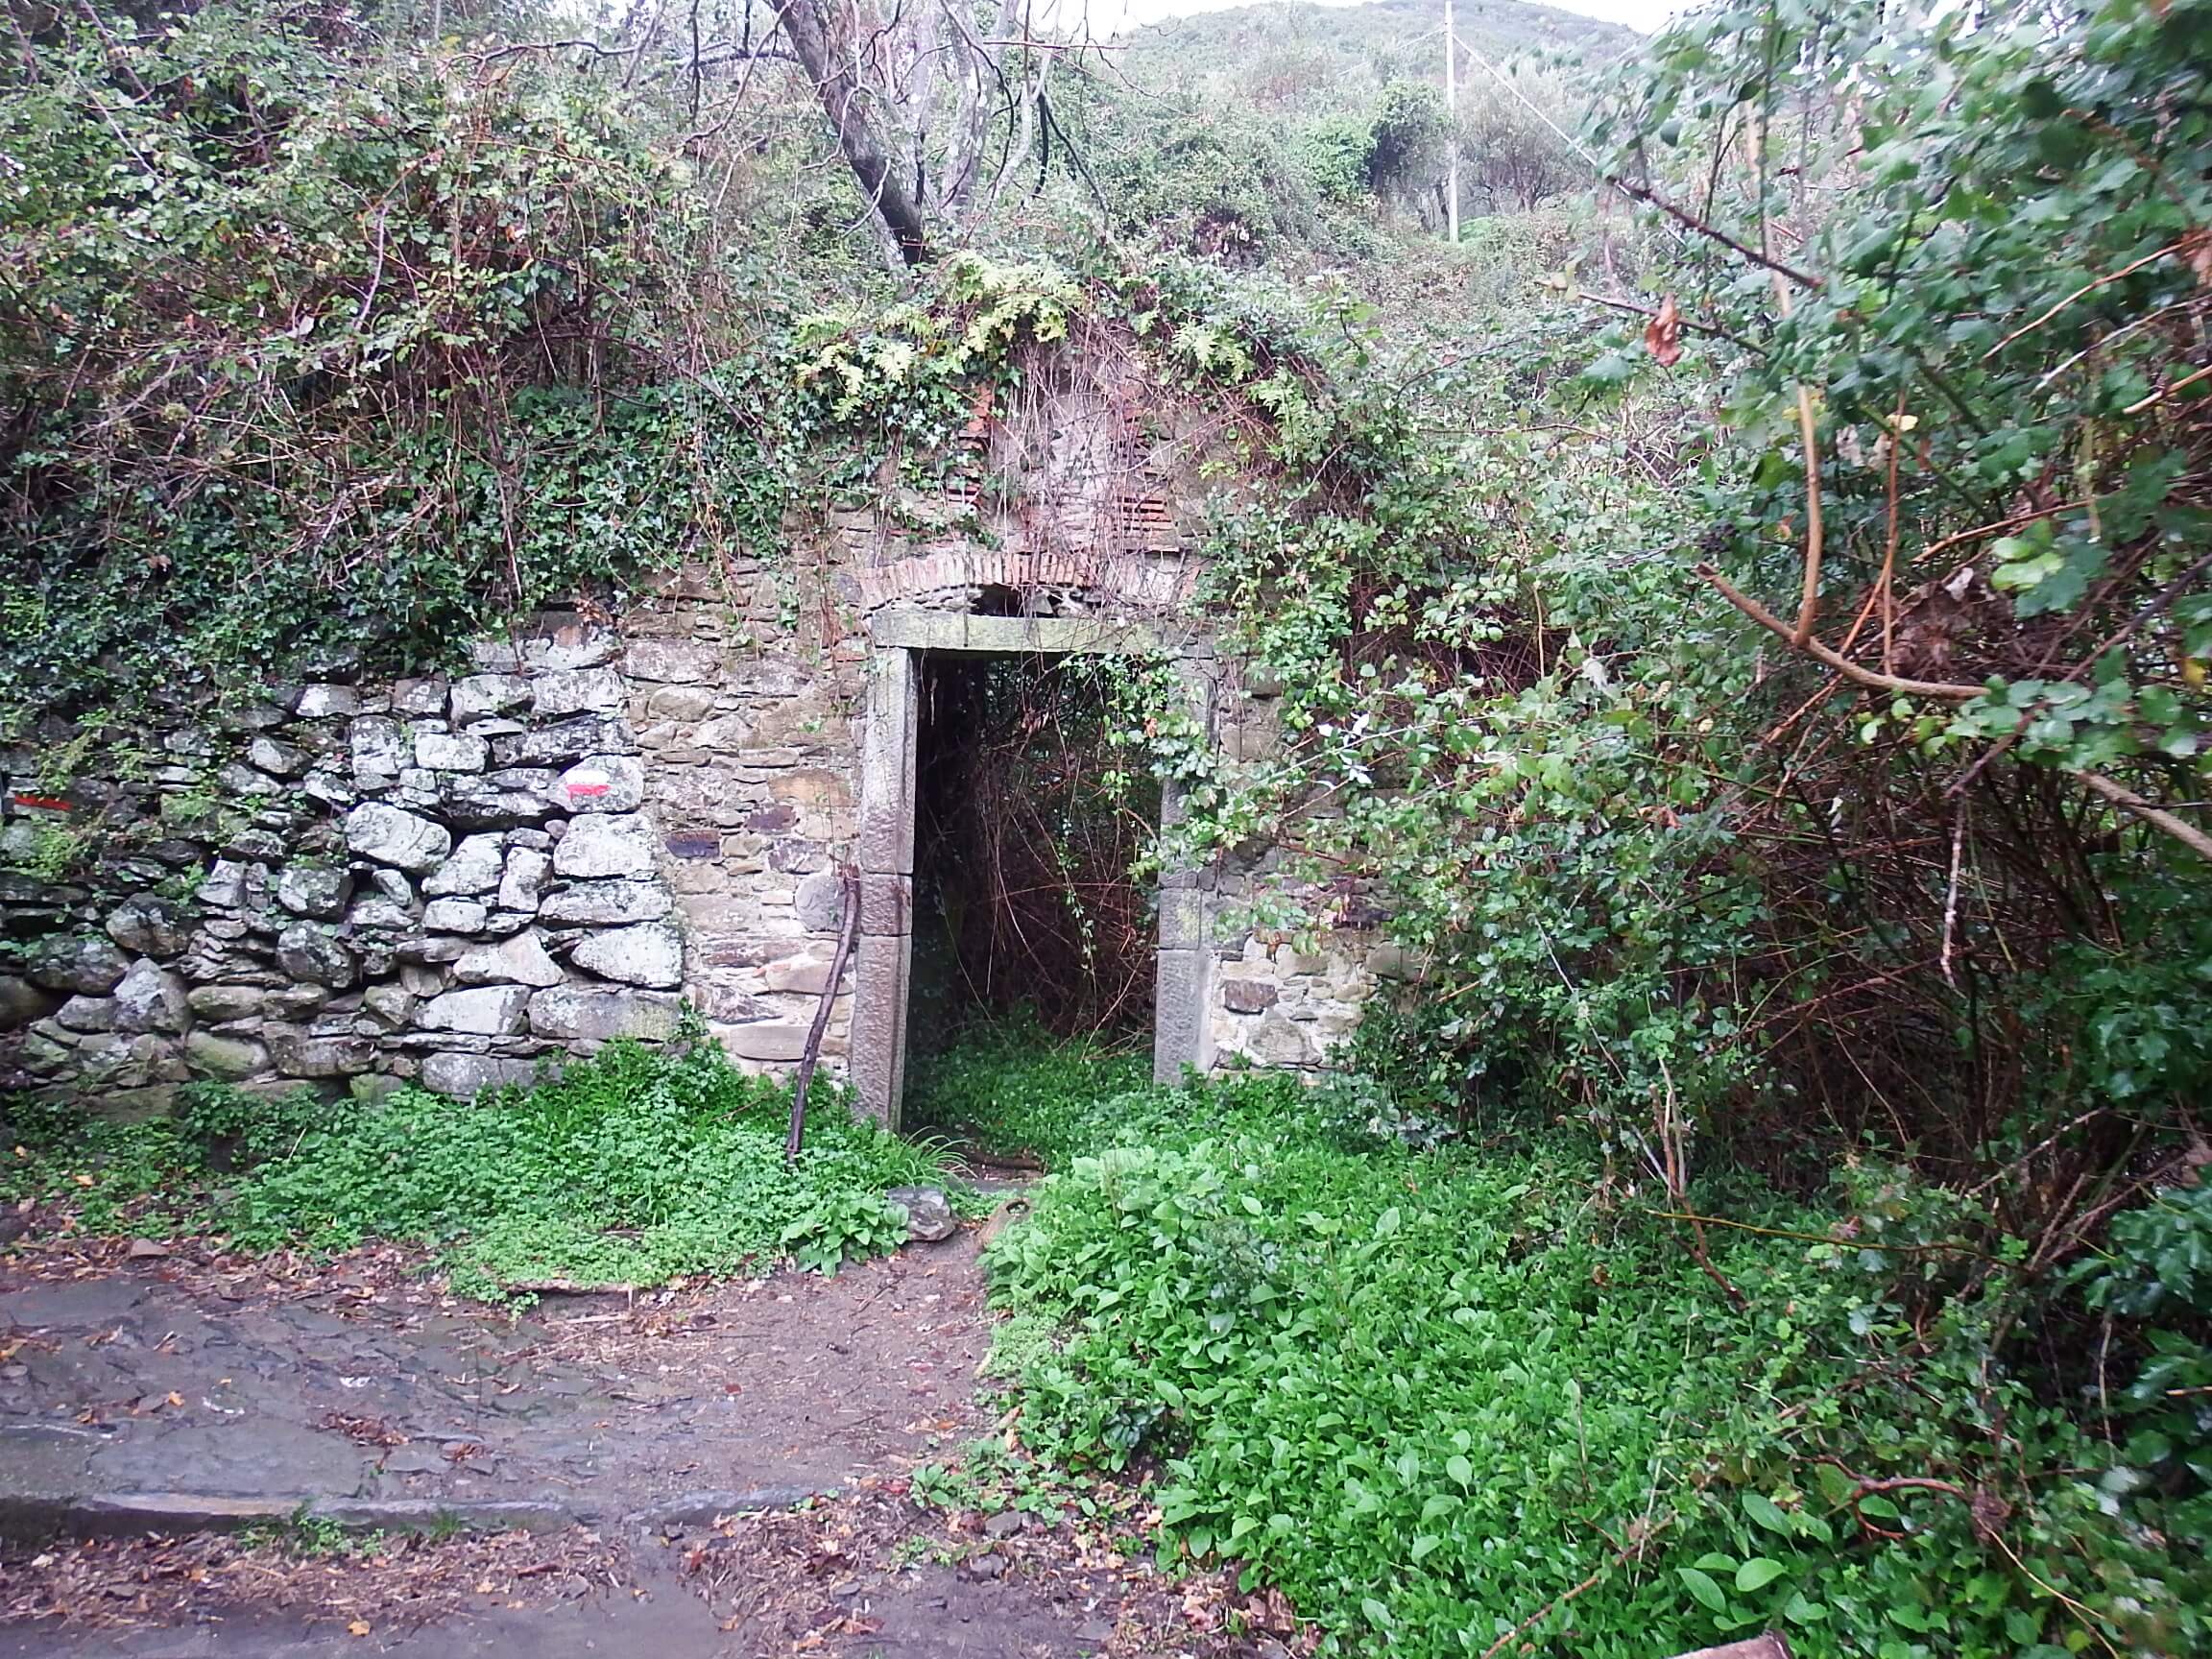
[{"left": 1443, "top": 0, "right": 1460, "bottom": 242}]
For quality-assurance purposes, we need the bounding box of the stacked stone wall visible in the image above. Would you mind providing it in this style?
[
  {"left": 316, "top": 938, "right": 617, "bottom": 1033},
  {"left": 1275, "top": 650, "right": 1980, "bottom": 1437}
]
[{"left": 1, "top": 373, "right": 1401, "bottom": 1116}]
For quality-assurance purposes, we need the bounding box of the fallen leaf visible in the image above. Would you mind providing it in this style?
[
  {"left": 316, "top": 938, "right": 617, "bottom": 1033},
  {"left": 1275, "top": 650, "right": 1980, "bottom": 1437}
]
[
  {"left": 1645, "top": 294, "right": 1684, "bottom": 367},
  {"left": 347, "top": 1621, "right": 371, "bottom": 1638}
]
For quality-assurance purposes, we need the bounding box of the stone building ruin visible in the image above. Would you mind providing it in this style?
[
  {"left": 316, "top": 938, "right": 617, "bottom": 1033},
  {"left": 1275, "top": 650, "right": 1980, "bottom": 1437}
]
[{"left": 0, "top": 355, "right": 1410, "bottom": 1124}]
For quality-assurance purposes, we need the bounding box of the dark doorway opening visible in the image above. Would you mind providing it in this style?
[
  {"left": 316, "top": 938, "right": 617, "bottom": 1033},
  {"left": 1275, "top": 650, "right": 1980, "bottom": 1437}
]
[{"left": 907, "top": 653, "right": 1159, "bottom": 1060}]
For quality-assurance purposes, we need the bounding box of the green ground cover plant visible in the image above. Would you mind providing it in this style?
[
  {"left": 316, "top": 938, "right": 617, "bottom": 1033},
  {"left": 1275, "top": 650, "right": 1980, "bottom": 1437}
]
[
  {"left": 3, "top": 1036, "right": 958, "bottom": 1294},
  {"left": 902, "top": 1013, "right": 1153, "bottom": 1167},
  {"left": 951, "top": 1035, "right": 2206, "bottom": 1659}
]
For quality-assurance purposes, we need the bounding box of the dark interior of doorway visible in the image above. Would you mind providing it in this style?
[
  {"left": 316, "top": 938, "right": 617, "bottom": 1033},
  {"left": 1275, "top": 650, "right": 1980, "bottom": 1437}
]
[{"left": 906, "top": 651, "right": 1159, "bottom": 1069}]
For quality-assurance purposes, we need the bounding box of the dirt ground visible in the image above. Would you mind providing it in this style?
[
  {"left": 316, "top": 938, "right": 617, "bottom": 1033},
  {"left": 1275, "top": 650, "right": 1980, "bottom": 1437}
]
[{"left": 0, "top": 1216, "right": 1306, "bottom": 1659}]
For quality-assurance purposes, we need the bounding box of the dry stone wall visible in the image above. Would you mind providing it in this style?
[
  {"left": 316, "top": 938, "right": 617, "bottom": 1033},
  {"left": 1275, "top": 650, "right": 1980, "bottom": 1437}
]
[
  {"left": 2, "top": 369, "right": 1403, "bottom": 1116},
  {"left": 0, "top": 557, "right": 875, "bottom": 1113}
]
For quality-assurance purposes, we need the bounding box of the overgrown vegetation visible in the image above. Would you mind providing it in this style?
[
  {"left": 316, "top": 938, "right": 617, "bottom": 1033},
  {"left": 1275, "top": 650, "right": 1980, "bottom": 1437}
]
[
  {"left": 943, "top": 1031, "right": 2211, "bottom": 1658},
  {"left": 3, "top": 1037, "right": 956, "bottom": 1292}
]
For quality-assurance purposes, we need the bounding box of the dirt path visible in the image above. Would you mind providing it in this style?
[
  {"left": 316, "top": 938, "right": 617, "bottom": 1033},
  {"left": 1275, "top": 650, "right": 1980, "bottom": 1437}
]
[{"left": 0, "top": 1228, "right": 1290, "bottom": 1658}]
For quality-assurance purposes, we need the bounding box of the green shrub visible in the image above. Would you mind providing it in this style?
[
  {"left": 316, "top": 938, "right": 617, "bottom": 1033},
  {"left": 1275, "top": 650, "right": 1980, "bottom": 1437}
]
[{"left": 983, "top": 1075, "right": 2207, "bottom": 1656}]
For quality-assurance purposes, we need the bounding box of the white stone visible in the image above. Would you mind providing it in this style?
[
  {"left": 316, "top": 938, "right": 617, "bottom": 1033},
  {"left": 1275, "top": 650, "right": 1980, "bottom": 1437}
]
[
  {"left": 539, "top": 878, "right": 672, "bottom": 925},
  {"left": 418, "top": 985, "right": 532, "bottom": 1036},
  {"left": 531, "top": 666, "right": 626, "bottom": 716},
  {"left": 349, "top": 714, "right": 408, "bottom": 780},
  {"left": 497, "top": 847, "right": 550, "bottom": 912},
  {"left": 549, "top": 755, "right": 645, "bottom": 814},
  {"left": 415, "top": 731, "right": 489, "bottom": 772},
  {"left": 422, "top": 834, "right": 506, "bottom": 897},
  {"left": 421, "top": 898, "right": 490, "bottom": 934},
  {"left": 570, "top": 922, "right": 684, "bottom": 989},
  {"left": 246, "top": 736, "right": 309, "bottom": 777},
  {"left": 454, "top": 930, "right": 565, "bottom": 988},
  {"left": 552, "top": 813, "right": 658, "bottom": 878},
  {"left": 348, "top": 897, "right": 416, "bottom": 932},
  {"left": 345, "top": 802, "right": 451, "bottom": 872},
  {"left": 295, "top": 685, "right": 361, "bottom": 718},
  {"left": 449, "top": 673, "right": 532, "bottom": 718}
]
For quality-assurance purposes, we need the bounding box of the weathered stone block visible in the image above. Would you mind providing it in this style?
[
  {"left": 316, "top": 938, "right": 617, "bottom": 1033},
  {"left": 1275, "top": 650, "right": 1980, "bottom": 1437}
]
[
  {"left": 496, "top": 846, "right": 550, "bottom": 912},
  {"left": 360, "top": 983, "right": 418, "bottom": 1028},
  {"left": 715, "top": 1020, "right": 811, "bottom": 1063},
  {"left": 106, "top": 896, "right": 190, "bottom": 957},
  {"left": 527, "top": 985, "right": 683, "bottom": 1042},
  {"left": 421, "top": 1051, "right": 539, "bottom": 1097},
  {"left": 764, "top": 953, "right": 842, "bottom": 995},
  {"left": 527, "top": 626, "right": 616, "bottom": 671},
  {"left": 1221, "top": 976, "right": 1279, "bottom": 1015},
  {"left": 531, "top": 666, "right": 626, "bottom": 716},
  {"left": 570, "top": 922, "right": 683, "bottom": 988},
  {"left": 450, "top": 673, "right": 532, "bottom": 718},
  {"left": 294, "top": 685, "right": 361, "bottom": 719},
  {"left": 855, "top": 873, "right": 910, "bottom": 938},
  {"left": 490, "top": 714, "right": 630, "bottom": 768},
  {"left": 110, "top": 960, "right": 190, "bottom": 1035},
  {"left": 419, "top": 985, "right": 532, "bottom": 1036},
  {"left": 347, "top": 897, "right": 416, "bottom": 933},
  {"left": 422, "top": 833, "right": 505, "bottom": 897},
  {"left": 552, "top": 813, "right": 658, "bottom": 878},
  {"left": 770, "top": 839, "right": 828, "bottom": 874},
  {"left": 27, "top": 935, "right": 131, "bottom": 995},
  {"left": 414, "top": 731, "right": 488, "bottom": 772},
  {"left": 552, "top": 755, "right": 644, "bottom": 814},
  {"left": 539, "top": 878, "right": 672, "bottom": 925},
  {"left": 421, "top": 898, "right": 490, "bottom": 934},
  {"left": 345, "top": 803, "right": 450, "bottom": 873},
  {"left": 186, "top": 984, "right": 266, "bottom": 1021},
  {"left": 348, "top": 715, "right": 408, "bottom": 780},
  {"left": 454, "top": 930, "right": 565, "bottom": 988},
  {"left": 621, "top": 638, "right": 725, "bottom": 684},
  {"left": 274, "top": 865, "right": 353, "bottom": 920},
  {"left": 245, "top": 736, "right": 310, "bottom": 778},
  {"left": 441, "top": 772, "right": 559, "bottom": 828},
  {"left": 886, "top": 1186, "right": 957, "bottom": 1242},
  {"left": 645, "top": 685, "right": 717, "bottom": 721},
  {"left": 275, "top": 925, "right": 359, "bottom": 989},
  {"left": 794, "top": 870, "right": 849, "bottom": 934},
  {"left": 56, "top": 996, "right": 117, "bottom": 1034},
  {"left": 693, "top": 714, "right": 752, "bottom": 751},
  {"left": 392, "top": 677, "right": 448, "bottom": 716},
  {"left": 184, "top": 1029, "right": 269, "bottom": 1081}
]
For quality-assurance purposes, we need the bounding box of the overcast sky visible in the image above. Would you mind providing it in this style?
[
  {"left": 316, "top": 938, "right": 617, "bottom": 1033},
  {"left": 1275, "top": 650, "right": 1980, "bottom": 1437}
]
[{"left": 1091, "top": 0, "right": 1676, "bottom": 35}]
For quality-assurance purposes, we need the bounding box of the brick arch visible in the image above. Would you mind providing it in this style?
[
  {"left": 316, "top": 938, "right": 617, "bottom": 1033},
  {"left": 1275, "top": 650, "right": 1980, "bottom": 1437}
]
[{"left": 851, "top": 549, "right": 1204, "bottom": 617}]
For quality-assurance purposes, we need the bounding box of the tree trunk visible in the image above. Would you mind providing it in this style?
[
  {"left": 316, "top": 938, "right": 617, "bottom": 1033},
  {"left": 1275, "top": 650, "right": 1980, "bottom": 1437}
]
[{"left": 775, "top": 0, "right": 930, "bottom": 263}]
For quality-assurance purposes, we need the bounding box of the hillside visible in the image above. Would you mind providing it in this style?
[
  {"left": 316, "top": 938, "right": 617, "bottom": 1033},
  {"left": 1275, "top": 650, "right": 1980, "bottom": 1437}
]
[{"left": 1111, "top": 0, "right": 1639, "bottom": 114}]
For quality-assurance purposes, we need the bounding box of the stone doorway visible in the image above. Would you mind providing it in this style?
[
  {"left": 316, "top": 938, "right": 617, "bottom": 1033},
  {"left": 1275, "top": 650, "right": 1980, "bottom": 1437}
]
[{"left": 848, "top": 612, "right": 1216, "bottom": 1128}]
